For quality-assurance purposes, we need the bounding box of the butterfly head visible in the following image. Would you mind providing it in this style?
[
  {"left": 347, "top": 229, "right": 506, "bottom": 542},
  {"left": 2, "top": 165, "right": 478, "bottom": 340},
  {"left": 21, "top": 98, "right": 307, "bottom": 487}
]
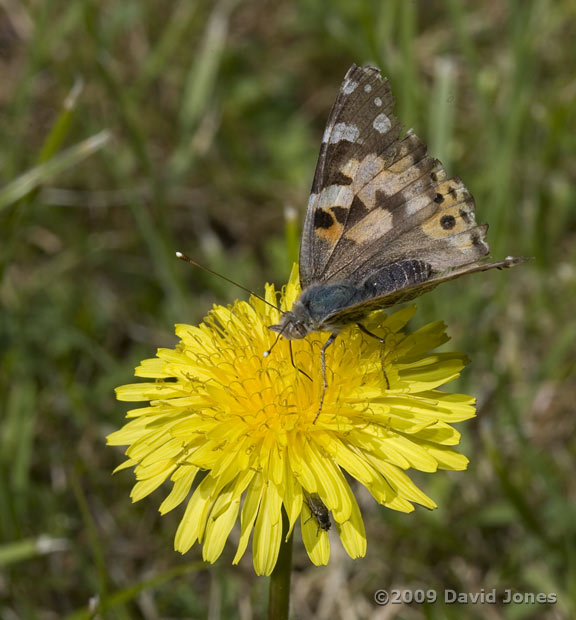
[
  {"left": 268, "top": 282, "right": 360, "bottom": 340},
  {"left": 268, "top": 301, "right": 312, "bottom": 340}
]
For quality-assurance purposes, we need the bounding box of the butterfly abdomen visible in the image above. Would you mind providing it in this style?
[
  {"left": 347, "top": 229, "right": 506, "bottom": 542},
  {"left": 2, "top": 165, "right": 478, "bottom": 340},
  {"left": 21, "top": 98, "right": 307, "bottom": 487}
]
[{"left": 360, "top": 259, "right": 433, "bottom": 300}]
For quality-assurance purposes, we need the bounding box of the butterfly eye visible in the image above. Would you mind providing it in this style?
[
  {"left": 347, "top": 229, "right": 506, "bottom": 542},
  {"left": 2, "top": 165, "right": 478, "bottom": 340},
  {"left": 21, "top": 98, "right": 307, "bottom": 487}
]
[{"left": 292, "top": 323, "right": 308, "bottom": 339}]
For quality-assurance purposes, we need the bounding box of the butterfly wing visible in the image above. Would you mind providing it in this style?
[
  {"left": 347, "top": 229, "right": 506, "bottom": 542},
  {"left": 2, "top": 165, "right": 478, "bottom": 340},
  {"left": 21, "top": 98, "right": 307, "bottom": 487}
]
[
  {"left": 299, "top": 64, "right": 511, "bottom": 298},
  {"left": 299, "top": 64, "right": 402, "bottom": 288}
]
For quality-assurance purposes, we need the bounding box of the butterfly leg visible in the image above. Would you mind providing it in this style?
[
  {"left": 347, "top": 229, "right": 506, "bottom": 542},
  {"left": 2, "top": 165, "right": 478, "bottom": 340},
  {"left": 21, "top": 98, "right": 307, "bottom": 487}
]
[
  {"left": 314, "top": 333, "right": 338, "bottom": 423},
  {"left": 289, "top": 341, "right": 312, "bottom": 382},
  {"left": 357, "top": 324, "right": 390, "bottom": 389}
]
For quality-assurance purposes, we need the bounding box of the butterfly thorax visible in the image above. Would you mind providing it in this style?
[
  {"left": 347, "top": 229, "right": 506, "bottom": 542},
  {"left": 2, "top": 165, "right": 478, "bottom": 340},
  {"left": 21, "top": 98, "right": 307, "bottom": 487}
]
[{"left": 270, "top": 282, "right": 361, "bottom": 339}]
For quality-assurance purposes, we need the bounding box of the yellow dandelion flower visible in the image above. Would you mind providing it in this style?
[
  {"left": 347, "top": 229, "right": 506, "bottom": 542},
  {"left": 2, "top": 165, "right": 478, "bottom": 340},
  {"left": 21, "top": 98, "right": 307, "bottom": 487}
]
[{"left": 108, "top": 265, "right": 475, "bottom": 576}]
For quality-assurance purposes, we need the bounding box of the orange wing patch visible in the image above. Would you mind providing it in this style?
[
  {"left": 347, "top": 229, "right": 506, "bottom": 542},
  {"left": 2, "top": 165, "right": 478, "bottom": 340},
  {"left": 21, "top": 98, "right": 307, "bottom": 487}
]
[
  {"left": 314, "top": 208, "right": 345, "bottom": 245},
  {"left": 422, "top": 177, "right": 478, "bottom": 240}
]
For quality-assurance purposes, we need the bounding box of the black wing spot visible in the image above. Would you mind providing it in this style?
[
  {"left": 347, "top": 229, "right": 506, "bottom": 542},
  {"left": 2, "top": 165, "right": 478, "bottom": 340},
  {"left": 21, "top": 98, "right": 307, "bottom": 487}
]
[
  {"left": 331, "top": 206, "right": 348, "bottom": 224},
  {"left": 459, "top": 207, "right": 472, "bottom": 223},
  {"left": 375, "top": 188, "right": 393, "bottom": 209},
  {"left": 440, "top": 214, "right": 456, "bottom": 230},
  {"left": 314, "top": 209, "right": 334, "bottom": 229},
  {"left": 471, "top": 231, "right": 484, "bottom": 247},
  {"left": 347, "top": 195, "right": 369, "bottom": 226},
  {"left": 434, "top": 193, "right": 444, "bottom": 204},
  {"left": 331, "top": 170, "right": 354, "bottom": 186},
  {"left": 448, "top": 186, "right": 457, "bottom": 197}
]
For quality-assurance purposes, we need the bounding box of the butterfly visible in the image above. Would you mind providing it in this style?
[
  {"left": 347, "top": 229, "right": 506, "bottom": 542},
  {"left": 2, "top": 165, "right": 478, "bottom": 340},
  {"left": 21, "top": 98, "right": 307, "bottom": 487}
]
[{"left": 269, "top": 64, "right": 523, "bottom": 416}]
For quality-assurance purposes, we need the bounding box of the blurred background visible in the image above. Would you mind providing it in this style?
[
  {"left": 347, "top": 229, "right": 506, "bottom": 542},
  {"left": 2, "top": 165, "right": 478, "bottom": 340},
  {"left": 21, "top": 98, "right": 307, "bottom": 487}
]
[{"left": 1, "top": 0, "right": 575, "bottom": 618}]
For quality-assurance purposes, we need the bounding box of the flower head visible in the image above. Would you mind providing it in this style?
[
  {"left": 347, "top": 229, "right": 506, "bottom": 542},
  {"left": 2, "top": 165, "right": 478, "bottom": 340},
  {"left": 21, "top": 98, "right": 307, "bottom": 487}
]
[{"left": 109, "top": 265, "right": 475, "bottom": 575}]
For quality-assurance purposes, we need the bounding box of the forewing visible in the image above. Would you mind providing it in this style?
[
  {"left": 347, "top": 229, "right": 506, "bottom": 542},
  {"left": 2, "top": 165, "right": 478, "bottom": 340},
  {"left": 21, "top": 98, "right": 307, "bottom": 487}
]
[{"left": 299, "top": 64, "right": 401, "bottom": 288}]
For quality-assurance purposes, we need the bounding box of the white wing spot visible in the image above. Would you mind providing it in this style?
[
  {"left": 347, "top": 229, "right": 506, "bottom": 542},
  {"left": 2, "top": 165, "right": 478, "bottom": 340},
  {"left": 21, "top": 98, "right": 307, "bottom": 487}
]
[
  {"left": 364, "top": 83, "right": 372, "bottom": 93},
  {"left": 317, "top": 184, "right": 354, "bottom": 208},
  {"left": 373, "top": 113, "right": 391, "bottom": 134},
  {"left": 343, "top": 80, "right": 358, "bottom": 95},
  {"left": 326, "top": 122, "right": 360, "bottom": 143},
  {"left": 374, "top": 97, "right": 382, "bottom": 107}
]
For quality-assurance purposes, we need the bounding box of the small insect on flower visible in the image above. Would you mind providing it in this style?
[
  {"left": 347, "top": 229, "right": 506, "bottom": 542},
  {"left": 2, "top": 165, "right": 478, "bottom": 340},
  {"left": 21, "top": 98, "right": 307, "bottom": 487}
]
[{"left": 303, "top": 491, "right": 331, "bottom": 533}]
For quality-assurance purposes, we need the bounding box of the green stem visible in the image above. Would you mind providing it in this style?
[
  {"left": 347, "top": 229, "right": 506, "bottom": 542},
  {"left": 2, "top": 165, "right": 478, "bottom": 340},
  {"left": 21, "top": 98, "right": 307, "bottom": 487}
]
[{"left": 268, "top": 511, "right": 293, "bottom": 620}]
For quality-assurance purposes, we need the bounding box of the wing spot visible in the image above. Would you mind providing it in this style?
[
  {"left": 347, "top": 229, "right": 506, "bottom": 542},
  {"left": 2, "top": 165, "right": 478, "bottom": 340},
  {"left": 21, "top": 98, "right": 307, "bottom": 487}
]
[
  {"left": 431, "top": 171, "right": 438, "bottom": 182},
  {"left": 373, "top": 113, "right": 392, "bottom": 134},
  {"left": 314, "top": 209, "right": 334, "bottom": 230},
  {"left": 440, "top": 214, "right": 456, "bottom": 230},
  {"left": 459, "top": 207, "right": 472, "bottom": 223},
  {"left": 325, "top": 122, "right": 360, "bottom": 144},
  {"left": 347, "top": 195, "right": 369, "bottom": 226},
  {"left": 331, "top": 206, "right": 348, "bottom": 224},
  {"left": 471, "top": 231, "right": 485, "bottom": 247},
  {"left": 374, "top": 97, "right": 382, "bottom": 107},
  {"left": 375, "top": 188, "right": 393, "bottom": 210},
  {"left": 343, "top": 80, "right": 359, "bottom": 95},
  {"left": 331, "top": 171, "right": 354, "bottom": 185},
  {"left": 448, "top": 185, "right": 457, "bottom": 197},
  {"left": 364, "top": 83, "right": 372, "bottom": 93},
  {"left": 434, "top": 193, "right": 444, "bottom": 204}
]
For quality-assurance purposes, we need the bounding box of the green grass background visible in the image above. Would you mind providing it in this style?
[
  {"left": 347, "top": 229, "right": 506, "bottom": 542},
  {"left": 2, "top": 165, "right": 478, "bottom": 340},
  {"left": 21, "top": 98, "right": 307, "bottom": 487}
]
[{"left": 1, "top": 0, "right": 575, "bottom": 618}]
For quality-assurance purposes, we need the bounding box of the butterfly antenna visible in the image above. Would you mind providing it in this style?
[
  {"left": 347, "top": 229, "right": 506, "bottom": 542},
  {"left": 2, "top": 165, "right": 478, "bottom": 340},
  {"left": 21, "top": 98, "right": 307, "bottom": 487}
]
[{"left": 176, "top": 252, "right": 281, "bottom": 312}]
